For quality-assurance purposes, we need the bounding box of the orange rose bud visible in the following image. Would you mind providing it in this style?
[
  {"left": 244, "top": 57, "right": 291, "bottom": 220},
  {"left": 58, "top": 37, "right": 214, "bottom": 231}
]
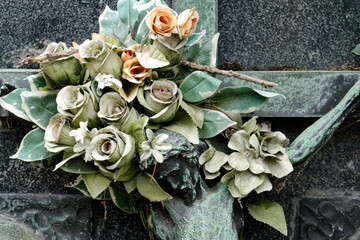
[
  {"left": 122, "top": 57, "right": 152, "bottom": 85},
  {"left": 146, "top": 6, "right": 177, "bottom": 37},
  {"left": 176, "top": 7, "right": 199, "bottom": 39},
  {"left": 121, "top": 50, "right": 135, "bottom": 63}
]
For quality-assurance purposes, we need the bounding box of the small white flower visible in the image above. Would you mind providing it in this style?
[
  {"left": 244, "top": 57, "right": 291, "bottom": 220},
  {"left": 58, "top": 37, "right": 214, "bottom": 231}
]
[
  {"left": 140, "top": 129, "right": 172, "bottom": 164},
  {"left": 69, "top": 121, "right": 89, "bottom": 144},
  {"left": 94, "top": 73, "right": 123, "bottom": 95}
]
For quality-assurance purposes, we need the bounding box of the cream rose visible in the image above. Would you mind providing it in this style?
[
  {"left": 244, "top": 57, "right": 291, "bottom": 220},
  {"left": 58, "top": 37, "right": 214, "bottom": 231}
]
[
  {"left": 45, "top": 114, "right": 76, "bottom": 152},
  {"left": 146, "top": 6, "right": 177, "bottom": 37},
  {"left": 176, "top": 7, "right": 199, "bottom": 39}
]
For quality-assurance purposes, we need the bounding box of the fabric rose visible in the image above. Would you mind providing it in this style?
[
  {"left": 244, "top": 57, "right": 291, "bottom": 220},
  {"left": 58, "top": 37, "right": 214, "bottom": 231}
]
[
  {"left": 56, "top": 83, "right": 99, "bottom": 128},
  {"left": 45, "top": 114, "right": 76, "bottom": 152},
  {"left": 79, "top": 39, "right": 123, "bottom": 79},
  {"left": 121, "top": 49, "right": 135, "bottom": 63},
  {"left": 40, "top": 42, "right": 85, "bottom": 89},
  {"left": 88, "top": 126, "right": 135, "bottom": 173},
  {"left": 146, "top": 6, "right": 177, "bottom": 37},
  {"left": 97, "top": 92, "right": 138, "bottom": 133},
  {"left": 122, "top": 57, "right": 152, "bottom": 85},
  {"left": 137, "top": 80, "right": 182, "bottom": 123},
  {"left": 176, "top": 7, "right": 199, "bottom": 39}
]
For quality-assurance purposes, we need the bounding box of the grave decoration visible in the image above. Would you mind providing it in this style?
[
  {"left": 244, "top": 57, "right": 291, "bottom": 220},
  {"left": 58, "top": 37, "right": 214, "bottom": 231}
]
[{"left": 0, "top": 0, "right": 295, "bottom": 238}]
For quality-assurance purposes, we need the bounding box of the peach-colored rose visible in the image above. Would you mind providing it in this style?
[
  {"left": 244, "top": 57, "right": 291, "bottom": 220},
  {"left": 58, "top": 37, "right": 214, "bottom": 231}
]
[
  {"left": 176, "top": 7, "right": 199, "bottom": 39},
  {"left": 121, "top": 49, "right": 135, "bottom": 63},
  {"left": 146, "top": 6, "right": 177, "bottom": 37},
  {"left": 122, "top": 57, "right": 152, "bottom": 85}
]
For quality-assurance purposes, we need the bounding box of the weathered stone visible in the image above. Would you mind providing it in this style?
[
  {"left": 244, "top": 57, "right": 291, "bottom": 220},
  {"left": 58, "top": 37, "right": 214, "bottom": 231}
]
[
  {"left": 218, "top": 0, "right": 360, "bottom": 70},
  {"left": 0, "top": 194, "right": 92, "bottom": 240}
]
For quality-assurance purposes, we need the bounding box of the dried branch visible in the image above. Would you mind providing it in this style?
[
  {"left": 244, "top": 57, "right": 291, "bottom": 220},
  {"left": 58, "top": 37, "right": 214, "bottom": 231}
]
[
  {"left": 21, "top": 48, "right": 79, "bottom": 65},
  {"left": 180, "top": 60, "right": 278, "bottom": 87}
]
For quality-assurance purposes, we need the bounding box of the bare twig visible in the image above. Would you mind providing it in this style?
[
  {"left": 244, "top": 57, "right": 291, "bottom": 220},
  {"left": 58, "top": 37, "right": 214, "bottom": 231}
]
[
  {"left": 101, "top": 201, "right": 108, "bottom": 220},
  {"left": 180, "top": 60, "right": 278, "bottom": 87},
  {"left": 22, "top": 48, "right": 79, "bottom": 65}
]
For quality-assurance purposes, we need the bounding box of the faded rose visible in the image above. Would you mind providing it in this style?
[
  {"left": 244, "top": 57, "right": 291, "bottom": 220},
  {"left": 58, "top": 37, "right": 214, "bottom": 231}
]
[
  {"left": 137, "top": 80, "right": 182, "bottom": 123},
  {"left": 122, "top": 57, "right": 152, "bottom": 85},
  {"left": 176, "top": 7, "right": 199, "bottom": 39},
  {"left": 146, "top": 6, "right": 177, "bottom": 37},
  {"left": 45, "top": 114, "right": 76, "bottom": 152},
  {"left": 121, "top": 49, "right": 135, "bottom": 63}
]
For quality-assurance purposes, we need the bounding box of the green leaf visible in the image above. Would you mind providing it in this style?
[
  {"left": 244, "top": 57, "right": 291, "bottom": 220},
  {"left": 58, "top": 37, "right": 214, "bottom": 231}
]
[
  {"left": 82, "top": 173, "right": 112, "bottom": 199},
  {"left": 0, "top": 88, "right": 31, "bottom": 121},
  {"left": 180, "top": 71, "right": 221, "bottom": 102},
  {"left": 164, "top": 112, "right": 199, "bottom": 144},
  {"left": 109, "top": 186, "right": 142, "bottom": 213},
  {"left": 136, "top": 172, "right": 172, "bottom": 202},
  {"left": 210, "top": 87, "right": 284, "bottom": 114},
  {"left": 27, "top": 74, "right": 46, "bottom": 91},
  {"left": 115, "top": 163, "right": 138, "bottom": 182},
  {"left": 123, "top": 178, "right": 137, "bottom": 193},
  {"left": 198, "top": 109, "right": 236, "bottom": 139},
  {"left": 21, "top": 90, "right": 58, "bottom": 129},
  {"left": 180, "top": 101, "right": 204, "bottom": 128},
  {"left": 184, "top": 30, "right": 206, "bottom": 49},
  {"left": 70, "top": 176, "right": 111, "bottom": 200},
  {"left": 136, "top": 46, "right": 169, "bottom": 69},
  {"left": 234, "top": 171, "right": 264, "bottom": 196},
  {"left": 11, "top": 128, "right": 56, "bottom": 161},
  {"left": 352, "top": 44, "right": 360, "bottom": 55},
  {"left": 204, "top": 151, "right": 229, "bottom": 174},
  {"left": 99, "top": 6, "right": 129, "bottom": 42},
  {"left": 60, "top": 154, "right": 98, "bottom": 174},
  {"left": 117, "top": 0, "right": 139, "bottom": 27},
  {"left": 247, "top": 200, "right": 288, "bottom": 236}
]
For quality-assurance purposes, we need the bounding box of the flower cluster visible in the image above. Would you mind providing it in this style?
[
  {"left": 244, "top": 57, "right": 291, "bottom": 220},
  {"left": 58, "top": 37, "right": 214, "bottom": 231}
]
[{"left": 0, "top": 1, "right": 293, "bottom": 235}]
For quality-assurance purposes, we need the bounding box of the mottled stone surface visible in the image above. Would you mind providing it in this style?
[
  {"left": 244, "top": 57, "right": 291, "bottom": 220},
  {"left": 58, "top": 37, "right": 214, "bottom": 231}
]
[
  {"left": 0, "top": 194, "right": 92, "bottom": 239},
  {"left": 0, "top": 0, "right": 171, "bottom": 69},
  {"left": 218, "top": 0, "right": 360, "bottom": 70}
]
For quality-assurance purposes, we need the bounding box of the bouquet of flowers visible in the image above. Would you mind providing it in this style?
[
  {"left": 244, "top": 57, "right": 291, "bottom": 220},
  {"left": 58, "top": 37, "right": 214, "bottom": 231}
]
[{"left": 0, "top": 0, "right": 294, "bottom": 238}]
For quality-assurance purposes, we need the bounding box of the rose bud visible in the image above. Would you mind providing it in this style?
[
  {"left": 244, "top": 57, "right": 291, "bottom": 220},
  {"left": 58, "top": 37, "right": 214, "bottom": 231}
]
[
  {"left": 56, "top": 83, "right": 99, "bottom": 128},
  {"left": 121, "top": 49, "right": 135, "bottom": 63},
  {"left": 146, "top": 6, "right": 177, "bottom": 37},
  {"left": 176, "top": 7, "right": 199, "bottom": 39},
  {"left": 97, "top": 92, "right": 138, "bottom": 133},
  {"left": 40, "top": 42, "right": 85, "bottom": 89},
  {"left": 88, "top": 126, "right": 135, "bottom": 171},
  {"left": 45, "top": 114, "right": 77, "bottom": 152},
  {"left": 137, "top": 80, "right": 182, "bottom": 123},
  {"left": 79, "top": 39, "right": 123, "bottom": 79}
]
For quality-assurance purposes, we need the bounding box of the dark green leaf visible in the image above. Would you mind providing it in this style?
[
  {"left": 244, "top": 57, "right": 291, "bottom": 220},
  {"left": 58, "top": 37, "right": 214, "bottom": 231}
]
[
  {"left": 198, "top": 109, "right": 236, "bottom": 139},
  {"left": 136, "top": 172, "right": 172, "bottom": 202},
  {"left": 180, "top": 71, "right": 221, "bottom": 102},
  {"left": 109, "top": 186, "right": 142, "bottom": 213},
  {"left": 210, "top": 87, "right": 284, "bottom": 113}
]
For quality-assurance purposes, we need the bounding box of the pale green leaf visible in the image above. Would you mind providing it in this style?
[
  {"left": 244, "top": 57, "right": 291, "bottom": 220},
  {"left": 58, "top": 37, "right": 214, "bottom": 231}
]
[
  {"left": 11, "top": 128, "right": 56, "bottom": 161},
  {"left": 136, "top": 46, "right": 169, "bottom": 69},
  {"left": 163, "top": 112, "right": 199, "bottom": 144},
  {"left": 82, "top": 173, "right": 112, "bottom": 199},
  {"left": 180, "top": 101, "right": 204, "bottom": 128},
  {"left": 180, "top": 71, "right": 221, "bottom": 103},
  {"left": 227, "top": 179, "right": 247, "bottom": 198},
  {"left": 21, "top": 90, "right": 58, "bottom": 130},
  {"left": 123, "top": 178, "right": 137, "bottom": 193},
  {"left": 228, "top": 152, "right": 250, "bottom": 171},
  {"left": 210, "top": 87, "right": 284, "bottom": 114},
  {"left": 136, "top": 172, "right": 172, "bottom": 202},
  {"left": 109, "top": 186, "right": 142, "bottom": 213},
  {"left": 199, "top": 109, "right": 236, "bottom": 139},
  {"left": 220, "top": 169, "right": 236, "bottom": 183},
  {"left": 184, "top": 30, "right": 206, "bottom": 49},
  {"left": 204, "top": 151, "right": 229, "bottom": 174},
  {"left": 234, "top": 171, "right": 265, "bottom": 196},
  {"left": 131, "top": 116, "right": 149, "bottom": 155},
  {"left": 203, "top": 170, "right": 220, "bottom": 180},
  {"left": 99, "top": 6, "right": 128, "bottom": 42},
  {"left": 352, "top": 44, "right": 360, "bottom": 55},
  {"left": 242, "top": 117, "right": 259, "bottom": 134},
  {"left": 117, "top": 0, "right": 139, "bottom": 27},
  {"left": 198, "top": 143, "right": 215, "bottom": 165},
  {"left": 0, "top": 88, "right": 31, "bottom": 121},
  {"left": 247, "top": 200, "right": 288, "bottom": 236},
  {"left": 70, "top": 176, "right": 111, "bottom": 200}
]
